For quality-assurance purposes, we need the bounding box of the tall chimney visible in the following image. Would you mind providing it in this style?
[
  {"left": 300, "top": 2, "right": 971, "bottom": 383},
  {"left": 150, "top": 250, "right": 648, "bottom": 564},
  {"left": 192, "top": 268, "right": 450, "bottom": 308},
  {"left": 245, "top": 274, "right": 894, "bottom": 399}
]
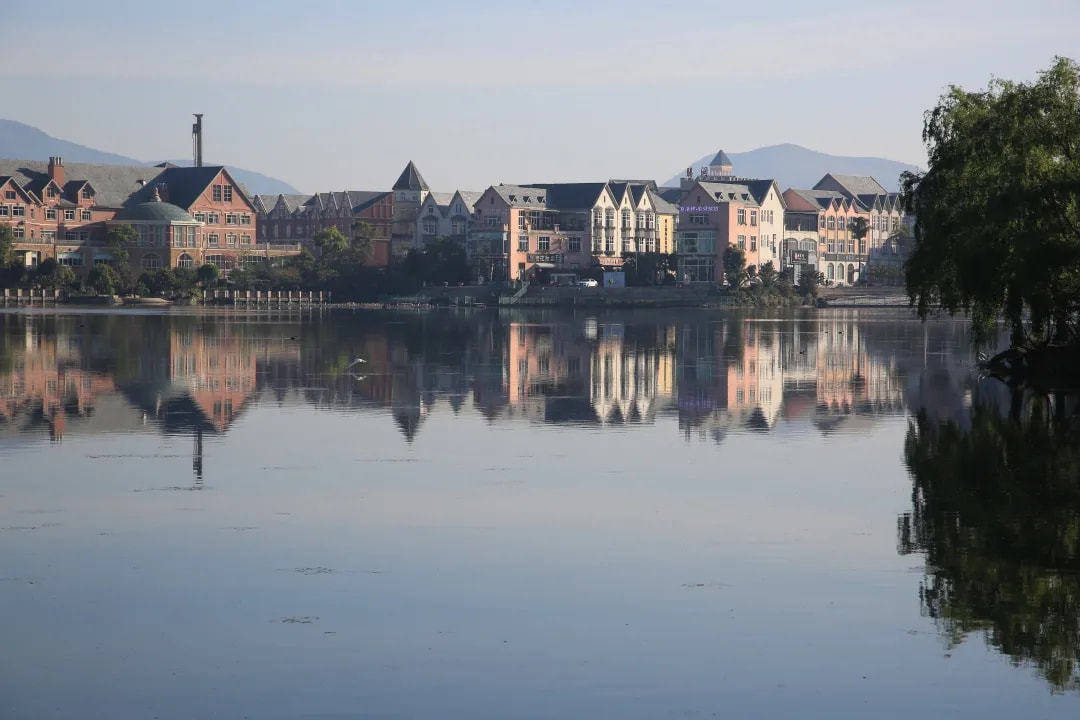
[
  {"left": 48, "top": 156, "right": 65, "bottom": 187},
  {"left": 192, "top": 114, "right": 204, "bottom": 167}
]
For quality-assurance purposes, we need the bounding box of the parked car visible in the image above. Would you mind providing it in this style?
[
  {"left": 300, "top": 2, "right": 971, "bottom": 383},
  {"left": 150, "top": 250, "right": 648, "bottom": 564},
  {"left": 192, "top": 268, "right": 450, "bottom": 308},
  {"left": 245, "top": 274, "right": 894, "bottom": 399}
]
[{"left": 577, "top": 278, "right": 599, "bottom": 288}]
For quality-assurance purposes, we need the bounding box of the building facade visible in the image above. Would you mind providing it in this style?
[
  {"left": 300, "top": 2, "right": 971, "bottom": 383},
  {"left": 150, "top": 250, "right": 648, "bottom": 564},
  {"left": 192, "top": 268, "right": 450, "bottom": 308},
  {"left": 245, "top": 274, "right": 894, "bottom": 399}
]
[
  {"left": 390, "top": 161, "right": 429, "bottom": 258},
  {"left": 254, "top": 190, "right": 393, "bottom": 267},
  {"left": 415, "top": 190, "right": 483, "bottom": 248},
  {"left": 782, "top": 188, "right": 870, "bottom": 285},
  {"left": 0, "top": 157, "right": 290, "bottom": 275},
  {"left": 676, "top": 181, "right": 761, "bottom": 283},
  {"left": 812, "top": 173, "right": 911, "bottom": 278}
]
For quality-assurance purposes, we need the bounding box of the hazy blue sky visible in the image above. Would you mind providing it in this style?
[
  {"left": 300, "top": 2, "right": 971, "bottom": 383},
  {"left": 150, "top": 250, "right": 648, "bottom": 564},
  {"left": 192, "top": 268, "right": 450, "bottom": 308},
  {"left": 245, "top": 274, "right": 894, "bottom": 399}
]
[{"left": 1, "top": 0, "right": 1076, "bottom": 192}]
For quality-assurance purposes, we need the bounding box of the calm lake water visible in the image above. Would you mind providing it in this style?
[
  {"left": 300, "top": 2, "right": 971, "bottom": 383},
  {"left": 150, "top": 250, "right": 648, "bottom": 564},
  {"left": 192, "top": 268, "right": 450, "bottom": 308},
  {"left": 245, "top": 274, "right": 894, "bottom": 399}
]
[{"left": 2, "top": 307, "right": 1078, "bottom": 719}]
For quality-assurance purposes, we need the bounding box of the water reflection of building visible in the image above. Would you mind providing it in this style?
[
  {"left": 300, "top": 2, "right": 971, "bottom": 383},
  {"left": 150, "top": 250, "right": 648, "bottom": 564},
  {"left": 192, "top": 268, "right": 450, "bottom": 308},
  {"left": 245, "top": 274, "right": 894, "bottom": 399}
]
[
  {"left": 169, "top": 325, "right": 259, "bottom": 432},
  {"left": 505, "top": 320, "right": 675, "bottom": 425},
  {"left": 814, "top": 315, "right": 903, "bottom": 416},
  {"left": 1, "top": 309, "right": 984, "bottom": 452},
  {"left": 676, "top": 319, "right": 784, "bottom": 440},
  {"left": 590, "top": 322, "right": 675, "bottom": 424},
  {"left": 0, "top": 329, "right": 116, "bottom": 440}
]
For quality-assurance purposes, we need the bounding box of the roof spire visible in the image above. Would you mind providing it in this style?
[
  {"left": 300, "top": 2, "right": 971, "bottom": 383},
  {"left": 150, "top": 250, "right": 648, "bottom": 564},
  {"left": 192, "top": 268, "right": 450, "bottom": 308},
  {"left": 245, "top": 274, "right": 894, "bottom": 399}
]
[{"left": 392, "top": 161, "right": 429, "bottom": 191}]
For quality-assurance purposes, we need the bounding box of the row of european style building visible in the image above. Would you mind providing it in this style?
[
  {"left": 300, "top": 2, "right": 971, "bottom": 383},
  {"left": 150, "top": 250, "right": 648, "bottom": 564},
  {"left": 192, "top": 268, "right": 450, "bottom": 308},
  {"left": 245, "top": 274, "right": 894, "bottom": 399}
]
[{"left": 0, "top": 150, "right": 911, "bottom": 286}]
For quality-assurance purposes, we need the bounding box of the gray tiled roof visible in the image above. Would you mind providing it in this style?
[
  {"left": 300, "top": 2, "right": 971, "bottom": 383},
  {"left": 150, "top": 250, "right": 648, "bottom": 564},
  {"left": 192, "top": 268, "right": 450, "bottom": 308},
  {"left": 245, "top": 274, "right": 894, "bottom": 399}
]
[
  {"left": 134, "top": 165, "right": 238, "bottom": 209},
  {"left": 743, "top": 179, "right": 783, "bottom": 207},
  {"left": 786, "top": 188, "right": 867, "bottom": 212},
  {"left": 696, "top": 182, "right": 760, "bottom": 207},
  {"left": 709, "top": 150, "right": 734, "bottom": 167},
  {"left": 491, "top": 184, "right": 552, "bottom": 208},
  {"left": 347, "top": 191, "right": 389, "bottom": 213},
  {"left": 0, "top": 158, "right": 161, "bottom": 207},
  {"left": 428, "top": 192, "right": 456, "bottom": 207},
  {"left": 522, "top": 183, "right": 608, "bottom": 210},
  {"left": 653, "top": 187, "right": 683, "bottom": 205},
  {"left": 815, "top": 173, "right": 888, "bottom": 197},
  {"left": 392, "top": 161, "right": 429, "bottom": 191},
  {"left": 454, "top": 190, "right": 483, "bottom": 213},
  {"left": 607, "top": 182, "right": 630, "bottom": 204},
  {"left": 647, "top": 187, "right": 679, "bottom": 215}
]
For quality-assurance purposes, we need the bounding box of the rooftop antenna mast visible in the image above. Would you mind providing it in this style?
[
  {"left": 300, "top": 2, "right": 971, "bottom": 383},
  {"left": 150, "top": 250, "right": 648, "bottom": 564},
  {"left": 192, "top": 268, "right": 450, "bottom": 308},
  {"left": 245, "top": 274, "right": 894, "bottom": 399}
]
[{"left": 192, "top": 113, "right": 204, "bottom": 167}]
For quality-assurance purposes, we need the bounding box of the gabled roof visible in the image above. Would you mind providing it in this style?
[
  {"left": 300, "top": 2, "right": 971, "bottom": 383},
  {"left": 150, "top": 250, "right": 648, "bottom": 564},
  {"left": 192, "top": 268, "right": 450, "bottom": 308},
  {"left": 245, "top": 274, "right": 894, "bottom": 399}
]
[
  {"left": 695, "top": 181, "right": 760, "bottom": 207},
  {"left": 647, "top": 187, "right": 679, "bottom": 215},
  {"left": 607, "top": 182, "right": 631, "bottom": 205},
  {"left": 490, "top": 184, "right": 551, "bottom": 207},
  {"left": 348, "top": 191, "right": 390, "bottom": 213},
  {"left": 136, "top": 165, "right": 249, "bottom": 210},
  {"left": 452, "top": 190, "right": 483, "bottom": 213},
  {"left": 653, "top": 186, "right": 683, "bottom": 205},
  {"left": 709, "top": 150, "right": 734, "bottom": 167},
  {"left": 785, "top": 188, "right": 863, "bottom": 212},
  {"left": 815, "top": 173, "right": 888, "bottom": 198},
  {"left": 0, "top": 175, "right": 37, "bottom": 204},
  {"left": 743, "top": 179, "right": 785, "bottom": 209},
  {"left": 522, "top": 182, "right": 609, "bottom": 210},
  {"left": 781, "top": 188, "right": 821, "bottom": 212},
  {"left": 0, "top": 159, "right": 165, "bottom": 207},
  {"left": 392, "top": 161, "right": 429, "bottom": 191}
]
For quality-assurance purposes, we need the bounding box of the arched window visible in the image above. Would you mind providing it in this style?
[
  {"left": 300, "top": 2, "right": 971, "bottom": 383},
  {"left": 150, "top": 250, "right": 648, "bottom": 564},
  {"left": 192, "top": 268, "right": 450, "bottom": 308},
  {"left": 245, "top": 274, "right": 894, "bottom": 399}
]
[
  {"left": 827, "top": 263, "right": 834, "bottom": 280},
  {"left": 141, "top": 253, "right": 161, "bottom": 270},
  {"left": 848, "top": 264, "right": 856, "bottom": 283},
  {"left": 177, "top": 253, "right": 194, "bottom": 268}
]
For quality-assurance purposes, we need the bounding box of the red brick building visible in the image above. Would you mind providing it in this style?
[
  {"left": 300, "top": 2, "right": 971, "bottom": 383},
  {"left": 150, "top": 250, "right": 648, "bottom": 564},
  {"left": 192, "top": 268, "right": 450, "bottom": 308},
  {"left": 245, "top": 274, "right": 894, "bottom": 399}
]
[
  {"left": 0, "top": 157, "right": 299, "bottom": 275},
  {"left": 253, "top": 190, "right": 393, "bottom": 267}
]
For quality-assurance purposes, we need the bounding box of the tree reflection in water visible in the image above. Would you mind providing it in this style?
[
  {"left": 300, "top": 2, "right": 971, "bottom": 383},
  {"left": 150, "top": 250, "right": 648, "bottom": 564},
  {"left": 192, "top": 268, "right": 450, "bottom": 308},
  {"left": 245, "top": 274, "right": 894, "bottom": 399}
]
[{"left": 899, "top": 387, "right": 1080, "bottom": 690}]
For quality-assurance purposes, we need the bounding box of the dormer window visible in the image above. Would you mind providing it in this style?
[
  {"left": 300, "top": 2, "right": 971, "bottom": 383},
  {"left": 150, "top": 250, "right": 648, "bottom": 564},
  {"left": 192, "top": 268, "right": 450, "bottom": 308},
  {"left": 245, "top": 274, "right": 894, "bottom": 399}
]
[
  {"left": 46, "top": 185, "right": 58, "bottom": 198},
  {"left": 82, "top": 188, "right": 93, "bottom": 200},
  {"left": 508, "top": 195, "right": 516, "bottom": 202},
  {"left": 537, "top": 196, "right": 545, "bottom": 203}
]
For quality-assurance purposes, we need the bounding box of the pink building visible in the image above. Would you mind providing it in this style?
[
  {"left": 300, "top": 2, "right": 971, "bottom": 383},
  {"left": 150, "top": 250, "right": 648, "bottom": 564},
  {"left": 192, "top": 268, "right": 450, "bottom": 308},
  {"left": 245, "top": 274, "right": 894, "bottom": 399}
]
[{"left": 676, "top": 181, "right": 761, "bottom": 283}]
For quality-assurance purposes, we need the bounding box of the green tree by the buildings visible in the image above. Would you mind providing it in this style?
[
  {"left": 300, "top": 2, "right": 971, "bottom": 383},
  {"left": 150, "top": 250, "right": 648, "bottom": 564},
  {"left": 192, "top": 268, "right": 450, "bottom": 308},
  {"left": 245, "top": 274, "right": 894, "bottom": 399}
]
[
  {"left": 797, "top": 265, "right": 823, "bottom": 297},
  {"left": 351, "top": 221, "right": 375, "bottom": 264},
  {"left": 902, "top": 56, "right": 1080, "bottom": 349},
  {"left": 104, "top": 224, "right": 135, "bottom": 265},
  {"left": 722, "top": 246, "right": 746, "bottom": 287},
  {"left": 758, "top": 260, "right": 778, "bottom": 287},
  {"left": 313, "top": 227, "right": 349, "bottom": 262},
  {"left": 849, "top": 217, "right": 869, "bottom": 255},
  {"left": 0, "top": 224, "right": 14, "bottom": 266},
  {"left": 197, "top": 262, "right": 220, "bottom": 288},
  {"left": 87, "top": 264, "right": 119, "bottom": 295}
]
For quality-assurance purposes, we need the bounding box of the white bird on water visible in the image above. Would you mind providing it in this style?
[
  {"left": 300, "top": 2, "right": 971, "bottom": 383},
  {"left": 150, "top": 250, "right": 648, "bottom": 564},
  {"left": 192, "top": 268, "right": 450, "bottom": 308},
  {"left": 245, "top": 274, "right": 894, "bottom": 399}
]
[{"left": 345, "top": 358, "right": 367, "bottom": 370}]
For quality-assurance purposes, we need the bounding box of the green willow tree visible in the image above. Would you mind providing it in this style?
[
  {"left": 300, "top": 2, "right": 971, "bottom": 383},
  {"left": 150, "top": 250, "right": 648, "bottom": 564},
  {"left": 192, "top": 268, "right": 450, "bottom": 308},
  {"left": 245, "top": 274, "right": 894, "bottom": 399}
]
[{"left": 901, "top": 57, "right": 1080, "bottom": 349}]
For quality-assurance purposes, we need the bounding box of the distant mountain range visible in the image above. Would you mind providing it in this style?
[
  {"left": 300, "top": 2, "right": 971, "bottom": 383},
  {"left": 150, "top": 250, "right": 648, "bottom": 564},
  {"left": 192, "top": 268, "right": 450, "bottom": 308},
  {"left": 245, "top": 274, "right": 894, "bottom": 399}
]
[
  {"left": 664, "top": 143, "right": 922, "bottom": 192},
  {"left": 0, "top": 119, "right": 300, "bottom": 196}
]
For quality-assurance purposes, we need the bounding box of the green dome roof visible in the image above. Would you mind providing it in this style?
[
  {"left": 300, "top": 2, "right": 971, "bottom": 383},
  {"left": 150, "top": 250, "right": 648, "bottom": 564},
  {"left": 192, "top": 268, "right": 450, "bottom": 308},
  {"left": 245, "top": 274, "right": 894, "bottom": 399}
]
[{"left": 115, "top": 200, "right": 195, "bottom": 223}]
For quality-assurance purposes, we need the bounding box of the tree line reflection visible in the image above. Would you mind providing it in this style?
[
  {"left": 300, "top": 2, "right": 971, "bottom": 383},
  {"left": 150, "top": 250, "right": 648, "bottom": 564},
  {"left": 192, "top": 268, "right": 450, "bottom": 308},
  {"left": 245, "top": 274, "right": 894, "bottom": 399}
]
[{"left": 899, "top": 385, "right": 1080, "bottom": 691}]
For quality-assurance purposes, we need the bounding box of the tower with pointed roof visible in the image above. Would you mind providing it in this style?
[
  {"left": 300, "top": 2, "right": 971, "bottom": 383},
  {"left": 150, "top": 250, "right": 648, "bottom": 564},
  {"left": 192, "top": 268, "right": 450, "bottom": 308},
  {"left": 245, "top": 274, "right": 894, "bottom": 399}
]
[
  {"left": 391, "top": 161, "right": 430, "bottom": 255},
  {"left": 706, "top": 150, "right": 734, "bottom": 178}
]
